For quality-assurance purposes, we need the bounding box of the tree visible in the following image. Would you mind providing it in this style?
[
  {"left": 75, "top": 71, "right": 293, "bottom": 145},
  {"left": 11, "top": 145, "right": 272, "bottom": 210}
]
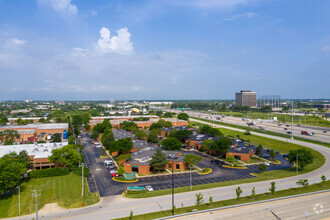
[
  {"left": 269, "top": 181, "right": 276, "bottom": 195},
  {"left": 208, "top": 128, "right": 221, "bottom": 137},
  {"left": 149, "top": 123, "right": 162, "bottom": 130},
  {"left": 134, "top": 130, "right": 148, "bottom": 140},
  {"left": 236, "top": 186, "right": 242, "bottom": 200},
  {"left": 117, "top": 166, "right": 126, "bottom": 176},
  {"left": 49, "top": 144, "right": 82, "bottom": 170},
  {"left": 282, "top": 105, "right": 289, "bottom": 112},
  {"left": 178, "top": 113, "right": 189, "bottom": 121},
  {"left": 155, "top": 111, "right": 163, "bottom": 116},
  {"left": 210, "top": 137, "right": 232, "bottom": 155},
  {"left": 68, "top": 136, "right": 76, "bottom": 145},
  {"left": 0, "top": 116, "right": 8, "bottom": 125},
  {"left": 255, "top": 145, "right": 264, "bottom": 158},
  {"left": 270, "top": 149, "right": 276, "bottom": 159},
  {"left": 288, "top": 148, "right": 314, "bottom": 170},
  {"left": 209, "top": 195, "right": 213, "bottom": 205},
  {"left": 117, "top": 153, "right": 132, "bottom": 164},
  {"left": 199, "top": 125, "right": 211, "bottom": 134},
  {"left": 149, "top": 149, "right": 168, "bottom": 172},
  {"left": 0, "top": 153, "right": 27, "bottom": 194},
  {"left": 226, "top": 155, "right": 235, "bottom": 163},
  {"left": 120, "top": 121, "right": 138, "bottom": 131},
  {"left": 251, "top": 187, "right": 256, "bottom": 197},
  {"left": 259, "top": 163, "right": 267, "bottom": 171},
  {"left": 184, "top": 154, "right": 202, "bottom": 168},
  {"left": 321, "top": 175, "right": 326, "bottom": 182},
  {"left": 296, "top": 179, "right": 309, "bottom": 187},
  {"left": 102, "top": 129, "right": 115, "bottom": 149},
  {"left": 161, "top": 137, "right": 182, "bottom": 151},
  {"left": 195, "top": 193, "right": 204, "bottom": 206},
  {"left": 147, "top": 130, "right": 159, "bottom": 143},
  {"left": 51, "top": 133, "right": 62, "bottom": 142},
  {"left": 260, "top": 106, "right": 272, "bottom": 113},
  {"left": 91, "top": 130, "right": 99, "bottom": 140},
  {"left": 201, "top": 139, "right": 213, "bottom": 152},
  {"left": 164, "top": 112, "right": 173, "bottom": 118},
  {"left": 109, "top": 138, "right": 133, "bottom": 154},
  {"left": 170, "top": 130, "right": 192, "bottom": 142},
  {"left": 0, "top": 130, "right": 20, "bottom": 144}
]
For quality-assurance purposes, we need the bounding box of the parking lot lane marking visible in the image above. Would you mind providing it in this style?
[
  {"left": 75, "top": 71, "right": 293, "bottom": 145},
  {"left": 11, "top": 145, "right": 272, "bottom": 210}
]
[
  {"left": 155, "top": 186, "right": 160, "bottom": 190},
  {"left": 153, "top": 176, "right": 157, "bottom": 180},
  {"left": 162, "top": 185, "right": 168, "bottom": 189}
]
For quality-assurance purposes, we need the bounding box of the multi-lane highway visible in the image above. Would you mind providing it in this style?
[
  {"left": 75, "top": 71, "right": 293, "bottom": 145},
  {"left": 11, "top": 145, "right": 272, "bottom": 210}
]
[{"left": 160, "top": 108, "right": 330, "bottom": 143}]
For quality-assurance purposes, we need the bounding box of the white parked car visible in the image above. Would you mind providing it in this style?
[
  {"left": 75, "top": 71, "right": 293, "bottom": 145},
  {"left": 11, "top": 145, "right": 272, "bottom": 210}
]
[
  {"left": 263, "top": 162, "right": 270, "bottom": 166},
  {"left": 95, "top": 144, "right": 102, "bottom": 148},
  {"left": 109, "top": 169, "right": 117, "bottom": 174},
  {"left": 104, "top": 160, "right": 113, "bottom": 166},
  {"left": 145, "top": 185, "right": 153, "bottom": 191}
]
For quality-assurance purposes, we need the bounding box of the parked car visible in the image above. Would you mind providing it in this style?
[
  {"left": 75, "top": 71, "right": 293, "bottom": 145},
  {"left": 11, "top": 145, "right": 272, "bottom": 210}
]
[
  {"left": 77, "top": 135, "right": 82, "bottom": 138},
  {"left": 104, "top": 160, "right": 113, "bottom": 166},
  {"left": 109, "top": 169, "right": 117, "bottom": 174},
  {"left": 95, "top": 144, "right": 102, "bottom": 148},
  {"left": 263, "top": 154, "right": 270, "bottom": 159},
  {"left": 145, "top": 185, "right": 154, "bottom": 192},
  {"left": 107, "top": 165, "right": 116, "bottom": 170},
  {"left": 85, "top": 163, "right": 90, "bottom": 168},
  {"left": 283, "top": 154, "right": 288, "bottom": 158},
  {"left": 262, "top": 162, "right": 270, "bottom": 166},
  {"left": 111, "top": 173, "right": 118, "bottom": 177},
  {"left": 211, "top": 158, "right": 220, "bottom": 164}
]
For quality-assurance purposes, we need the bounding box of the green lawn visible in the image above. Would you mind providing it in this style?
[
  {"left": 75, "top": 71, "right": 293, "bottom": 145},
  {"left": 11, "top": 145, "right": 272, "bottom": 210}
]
[
  {"left": 0, "top": 173, "right": 99, "bottom": 218},
  {"left": 244, "top": 156, "right": 267, "bottom": 164},
  {"left": 117, "top": 180, "right": 330, "bottom": 220}
]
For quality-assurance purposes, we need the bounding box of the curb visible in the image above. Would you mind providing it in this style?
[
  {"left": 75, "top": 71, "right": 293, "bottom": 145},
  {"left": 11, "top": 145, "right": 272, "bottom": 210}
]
[
  {"left": 249, "top": 173, "right": 257, "bottom": 177},
  {"left": 222, "top": 165, "right": 248, "bottom": 169},
  {"left": 272, "top": 159, "right": 281, "bottom": 165},
  {"left": 198, "top": 168, "right": 212, "bottom": 175},
  {"left": 112, "top": 177, "right": 138, "bottom": 183}
]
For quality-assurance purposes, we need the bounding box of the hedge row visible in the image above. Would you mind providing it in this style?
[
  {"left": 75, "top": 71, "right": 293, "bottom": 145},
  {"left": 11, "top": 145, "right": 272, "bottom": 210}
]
[
  {"left": 28, "top": 167, "right": 70, "bottom": 178},
  {"left": 72, "top": 167, "right": 90, "bottom": 177}
]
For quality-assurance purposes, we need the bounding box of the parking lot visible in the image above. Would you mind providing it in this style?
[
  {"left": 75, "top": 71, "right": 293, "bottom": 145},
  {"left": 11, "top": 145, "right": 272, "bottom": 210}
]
[{"left": 78, "top": 130, "right": 293, "bottom": 197}]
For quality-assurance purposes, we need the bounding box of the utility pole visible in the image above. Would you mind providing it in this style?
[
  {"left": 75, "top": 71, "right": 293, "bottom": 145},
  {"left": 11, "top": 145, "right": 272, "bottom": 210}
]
[
  {"left": 31, "top": 190, "right": 41, "bottom": 220},
  {"left": 296, "top": 154, "right": 299, "bottom": 175},
  {"left": 17, "top": 186, "right": 20, "bottom": 216},
  {"left": 190, "top": 166, "right": 192, "bottom": 191},
  {"left": 291, "top": 102, "right": 294, "bottom": 140},
  {"left": 79, "top": 163, "right": 85, "bottom": 197}
]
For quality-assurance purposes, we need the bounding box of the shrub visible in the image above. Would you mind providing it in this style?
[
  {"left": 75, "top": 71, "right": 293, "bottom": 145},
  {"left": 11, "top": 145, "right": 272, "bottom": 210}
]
[
  {"left": 72, "top": 167, "right": 90, "bottom": 177},
  {"left": 28, "top": 167, "right": 70, "bottom": 178},
  {"left": 226, "top": 155, "right": 235, "bottom": 163},
  {"left": 244, "top": 131, "right": 251, "bottom": 135}
]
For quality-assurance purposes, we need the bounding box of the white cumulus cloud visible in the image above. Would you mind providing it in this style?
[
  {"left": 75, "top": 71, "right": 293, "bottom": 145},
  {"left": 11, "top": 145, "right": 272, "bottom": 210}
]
[
  {"left": 38, "top": 0, "right": 78, "bottom": 15},
  {"left": 96, "top": 27, "right": 133, "bottom": 54},
  {"left": 4, "top": 38, "right": 27, "bottom": 50}
]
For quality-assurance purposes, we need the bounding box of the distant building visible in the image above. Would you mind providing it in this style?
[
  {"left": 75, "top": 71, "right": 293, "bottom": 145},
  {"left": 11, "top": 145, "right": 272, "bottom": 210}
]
[{"left": 235, "top": 90, "right": 257, "bottom": 107}]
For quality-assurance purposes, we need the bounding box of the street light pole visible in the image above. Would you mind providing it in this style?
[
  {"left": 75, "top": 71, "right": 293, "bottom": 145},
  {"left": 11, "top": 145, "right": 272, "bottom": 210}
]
[
  {"left": 190, "top": 166, "right": 192, "bottom": 191},
  {"left": 17, "top": 186, "right": 20, "bottom": 216},
  {"left": 171, "top": 160, "right": 174, "bottom": 216},
  {"left": 79, "top": 163, "right": 84, "bottom": 197},
  {"left": 296, "top": 155, "right": 299, "bottom": 175},
  {"left": 291, "top": 102, "right": 294, "bottom": 140}
]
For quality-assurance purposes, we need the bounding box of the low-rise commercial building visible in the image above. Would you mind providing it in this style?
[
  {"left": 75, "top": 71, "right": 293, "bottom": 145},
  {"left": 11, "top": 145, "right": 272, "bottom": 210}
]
[
  {"left": 226, "top": 146, "right": 254, "bottom": 161},
  {"left": 0, "top": 123, "right": 69, "bottom": 143},
  {"left": 0, "top": 142, "right": 68, "bottom": 169}
]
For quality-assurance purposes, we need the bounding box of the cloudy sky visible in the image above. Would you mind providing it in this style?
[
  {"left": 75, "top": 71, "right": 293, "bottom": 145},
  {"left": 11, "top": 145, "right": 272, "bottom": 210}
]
[{"left": 0, "top": 0, "right": 329, "bottom": 100}]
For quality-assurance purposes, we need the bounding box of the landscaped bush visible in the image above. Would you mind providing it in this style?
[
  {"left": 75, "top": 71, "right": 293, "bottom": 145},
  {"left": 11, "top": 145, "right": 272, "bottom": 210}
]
[
  {"left": 28, "top": 167, "right": 70, "bottom": 178},
  {"left": 72, "top": 167, "right": 89, "bottom": 177}
]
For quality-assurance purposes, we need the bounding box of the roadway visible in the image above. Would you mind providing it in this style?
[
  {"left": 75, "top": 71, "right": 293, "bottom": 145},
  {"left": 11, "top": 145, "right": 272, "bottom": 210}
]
[
  {"left": 172, "top": 191, "right": 330, "bottom": 220},
  {"left": 12, "top": 118, "right": 328, "bottom": 220},
  {"left": 162, "top": 108, "right": 330, "bottom": 143}
]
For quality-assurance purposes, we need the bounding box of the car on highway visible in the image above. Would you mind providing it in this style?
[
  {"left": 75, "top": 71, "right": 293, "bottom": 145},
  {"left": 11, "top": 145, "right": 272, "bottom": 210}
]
[
  {"left": 284, "top": 128, "right": 288, "bottom": 130},
  {"left": 324, "top": 131, "right": 328, "bottom": 133},
  {"left": 287, "top": 131, "right": 292, "bottom": 134},
  {"left": 286, "top": 125, "right": 290, "bottom": 127},
  {"left": 145, "top": 185, "right": 154, "bottom": 191}
]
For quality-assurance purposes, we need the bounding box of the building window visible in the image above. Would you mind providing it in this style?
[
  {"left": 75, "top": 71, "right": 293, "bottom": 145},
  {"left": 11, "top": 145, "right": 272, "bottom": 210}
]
[
  {"left": 168, "top": 163, "right": 172, "bottom": 168},
  {"left": 176, "top": 164, "right": 180, "bottom": 169}
]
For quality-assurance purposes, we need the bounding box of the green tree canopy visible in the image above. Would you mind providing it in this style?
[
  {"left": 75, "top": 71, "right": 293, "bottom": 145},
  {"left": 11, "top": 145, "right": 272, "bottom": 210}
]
[
  {"left": 91, "top": 130, "right": 99, "bottom": 139},
  {"left": 0, "top": 116, "right": 8, "bottom": 125},
  {"left": 210, "top": 138, "right": 232, "bottom": 155},
  {"left": 134, "top": 129, "right": 148, "bottom": 140},
  {"left": 49, "top": 144, "right": 82, "bottom": 170},
  {"left": 255, "top": 145, "right": 264, "bottom": 157},
  {"left": 149, "top": 149, "right": 168, "bottom": 172},
  {"left": 169, "top": 129, "right": 193, "bottom": 142},
  {"left": 147, "top": 130, "right": 159, "bottom": 143},
  {"left": 184, "top": 154, "right": 202, "bottom": 168},
  {"left": 288, "top": 148, "right": 314, "bottom": 170},
  {"left": 201, "top": 139, "right": 213, "bottom": 152},
  {"left": 68, "top": 136, "right": 76, "bottom": 145},
  {"left": 164, "top": 112, "right": 173, "bottom": 118},
  {"left": 109, "top": 138, "right": 133, "bottom": 154},
  {"left": 51, "top": 133, "right": 62, "bottom": 143},
  {"left": 161, "top": 137, "right": 182, "bottom": 151},
  {"left": 120, "top": 121, "right": 138, "bottom": 131},
  {"left": 178, "top": 113, "right": 189, "bottom": 121},
  {"left": 0, "top": 130, "right": 20, "bottom": 144}
]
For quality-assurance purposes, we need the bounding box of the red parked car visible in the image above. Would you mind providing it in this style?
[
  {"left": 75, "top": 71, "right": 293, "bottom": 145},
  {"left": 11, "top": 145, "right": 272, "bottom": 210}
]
[{"left": 111, "top": 173, "right": 118, "bottom": 177}]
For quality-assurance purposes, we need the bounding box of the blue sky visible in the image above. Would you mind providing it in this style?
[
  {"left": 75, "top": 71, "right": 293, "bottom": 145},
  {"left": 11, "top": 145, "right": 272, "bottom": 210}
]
[{"left": 0, "top": 0, "right": 329, "bottom": 100}]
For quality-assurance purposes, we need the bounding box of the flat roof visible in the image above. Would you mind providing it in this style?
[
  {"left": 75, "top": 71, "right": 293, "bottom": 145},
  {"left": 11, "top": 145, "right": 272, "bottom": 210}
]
[
  {"left": 228, "top": 146, "right": 252, "bottom": 154},
  {"left": 0, "top": 142, "right": 68, "bottom": 159},
  {"left": 0, "top": 123, "right": 69, "bottom": 130}
]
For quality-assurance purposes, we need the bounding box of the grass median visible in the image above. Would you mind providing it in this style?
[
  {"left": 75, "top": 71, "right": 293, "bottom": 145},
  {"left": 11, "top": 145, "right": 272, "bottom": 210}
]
[
  {"left": 123, "top": 121, "right": 325, "bottom": 199},
  {"left": 0, "top": 173, "right": 100, "bottom": 218},
  {"left": 117, "top": 180, "right": 330, "bottom": 220}
]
